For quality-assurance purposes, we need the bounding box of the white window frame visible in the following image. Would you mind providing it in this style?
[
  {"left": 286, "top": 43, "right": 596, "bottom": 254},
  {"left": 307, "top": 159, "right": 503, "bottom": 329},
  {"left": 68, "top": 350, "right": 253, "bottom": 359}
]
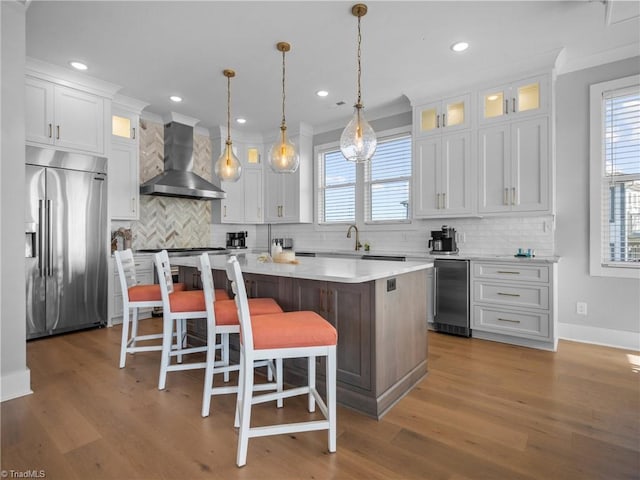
[
  {"left": 589, "top": 74, "right": 640, "bottom": 279},
  {"left": 314, "top": 126, "right": 413, "bottom": 231},
  {"left": 364, "top": 132, "right": 412, "bottom": 225}
]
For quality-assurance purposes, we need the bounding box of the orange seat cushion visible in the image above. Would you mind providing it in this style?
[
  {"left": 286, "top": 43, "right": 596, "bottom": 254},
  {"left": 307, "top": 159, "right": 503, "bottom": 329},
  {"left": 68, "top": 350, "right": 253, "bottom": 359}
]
[
  {"left": 250, "top": 311, "right": 337, "bottom": 349},
  {"left": 214, "top": 298, "right": 283, "bottom": 326},
  {"left": 128, "top": 282, "right": 185, "bottom": 302},
  {"left": 215, "top": 289, "right": 230, "bottom": 301},
  {"left": 169, "top": 289, "right": 206, "bottom": 313}
]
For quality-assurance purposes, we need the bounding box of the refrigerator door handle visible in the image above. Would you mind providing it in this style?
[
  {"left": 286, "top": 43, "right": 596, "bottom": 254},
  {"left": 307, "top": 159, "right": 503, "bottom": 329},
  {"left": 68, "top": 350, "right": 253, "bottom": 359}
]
[
  {"left": 47, "top": 199, "right": 53, "bottom": 276},
  {"left": 38, "top": 199, "right": 45, "bottom": 277},
  {"left": 433, "top": 266, "right": 437, "bottom": 318}
]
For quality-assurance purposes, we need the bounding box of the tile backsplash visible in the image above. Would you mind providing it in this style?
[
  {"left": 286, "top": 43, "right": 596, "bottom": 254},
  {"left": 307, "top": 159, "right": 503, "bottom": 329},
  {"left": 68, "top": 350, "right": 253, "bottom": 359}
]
[
  {"left": 130, "top": 119, "right": 214, "bottom": 249},
  {"left": 264, "top": 215, "right": 556, "bottom": 257}
]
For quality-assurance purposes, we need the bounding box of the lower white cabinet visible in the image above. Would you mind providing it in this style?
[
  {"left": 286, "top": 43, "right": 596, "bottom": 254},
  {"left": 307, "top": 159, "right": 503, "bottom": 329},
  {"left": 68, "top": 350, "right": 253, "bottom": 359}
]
[
  {"left": 471, "top": 260, "right": 557, "bottom": 351},
  {"left": 108, "top": 254, "right": 155, "bottom": 326}
]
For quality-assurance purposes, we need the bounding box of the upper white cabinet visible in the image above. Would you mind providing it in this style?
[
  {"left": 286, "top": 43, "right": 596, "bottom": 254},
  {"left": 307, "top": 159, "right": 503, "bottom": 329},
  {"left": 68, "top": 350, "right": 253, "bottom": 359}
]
[
  {"left": 478, "top": 116, "right": 549, "bottom": 213},
  {"left": 479, "top": 74, "right": 548, "bottom": 125},
  {"left": 26, "top": 77, "right": 105, "bottom": 155},
  {"left": 414, "top": 94, "right": 470, "bottom": 137},
  {"left": 264, "top": 124, "right": 313, "bottom": 224},
  {"left": 414, "top": 131, "right": 473, "bottom": 217},
  {"left": 108, "top": 96, "right": 148, "bottom": 220},
  {"left": 219, "top": 142, "right": 264, "bottom": 224}
]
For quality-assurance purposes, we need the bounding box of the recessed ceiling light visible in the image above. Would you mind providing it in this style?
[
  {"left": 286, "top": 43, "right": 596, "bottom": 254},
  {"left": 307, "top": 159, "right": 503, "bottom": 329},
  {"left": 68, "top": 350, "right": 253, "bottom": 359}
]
[
  {"left": 236, "top": 118, "right": 247, "bottom": 124},
  {"left": 169, "top": 95, "right": 182, "bottom": 103},
  {"left": 69, "top": 61, "right": 88, "bottom": 71},
  {"left": 316, "top": 90, "right": 329, "bottom": 97},
  {"left": 450, "top": 42, "right": 469, "bottom": 53}
]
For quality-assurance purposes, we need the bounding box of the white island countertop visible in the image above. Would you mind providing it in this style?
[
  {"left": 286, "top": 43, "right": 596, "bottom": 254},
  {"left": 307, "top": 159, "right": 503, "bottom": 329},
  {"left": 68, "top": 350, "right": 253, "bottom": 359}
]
[{"left": 171, "top": 253, "right": 433, "bottom": 284}]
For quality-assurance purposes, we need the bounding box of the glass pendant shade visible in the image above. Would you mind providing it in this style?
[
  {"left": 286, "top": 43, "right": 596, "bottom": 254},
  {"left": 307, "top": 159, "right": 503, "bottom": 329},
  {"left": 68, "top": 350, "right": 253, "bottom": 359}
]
[
  {"left": 340, "top": 105, "right": 377, "bottom": 163},
  {"left": 214, "top": 142, "right": 242, "bottom": 182},
  {"left": 269, "top": 130, "right": 299, "bottom": 173}
]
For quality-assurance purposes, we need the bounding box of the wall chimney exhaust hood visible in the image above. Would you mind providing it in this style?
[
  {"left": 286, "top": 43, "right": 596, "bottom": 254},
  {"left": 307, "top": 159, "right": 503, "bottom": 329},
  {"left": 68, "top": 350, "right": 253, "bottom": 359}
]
[{"left": 140, "top": 113, "right": 226, "bottom": 200}]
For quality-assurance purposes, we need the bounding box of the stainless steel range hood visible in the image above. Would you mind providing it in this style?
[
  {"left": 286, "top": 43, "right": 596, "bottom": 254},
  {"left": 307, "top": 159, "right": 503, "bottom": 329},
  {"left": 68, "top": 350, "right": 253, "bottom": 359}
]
[{"left": 140, "top": 121, "right": 226, "bottom": 200}]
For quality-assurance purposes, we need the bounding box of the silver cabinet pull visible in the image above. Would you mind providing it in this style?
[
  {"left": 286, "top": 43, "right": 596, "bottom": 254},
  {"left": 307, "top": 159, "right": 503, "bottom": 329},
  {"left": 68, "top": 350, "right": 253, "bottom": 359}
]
[
  {"left": 498, "top": 317, "right": 521, "bottom": 323},
  {"left": 497, "top": 271, "right": 520, "bottom": 274},
  {"left": 223, "top": 205, "right": 227, "bottom": 217},
  {"left": 511, "top": 187, "right": 516, "bottom": 205},
  {"left": 512, "top": 98, "right": 516, "bottom": 113},
  {"left": 436, "top": 114, "right": 440, "bottom": 128},
  {"left": 505, "top": 99, "right": 508, "bottom": 115},
  {"left": 48, "top": 124, "right": 52, "bottom": 138},
  {"left": 504, "top": 188, "right": 509, "bottom": 205},
  {"left": 436, "top": 193, "right": 441, "bottom": 209},
  {"left": 442, "top": 113, "right": 446, "bottom": 127},
  {"left": 442, "top": 192, "right": 446, "bottom": 209},
  {"left": 56, "top": 125, "right": 60, "bottom": 140},
  {"left": 132, "top": 127, "right": 136, "bottom": 140},
  {"left": 497, "top": 292, "right": 521, "bottom": 297},
  {"left": 131, "top": 197, "right": 135, "bottom": 213}
]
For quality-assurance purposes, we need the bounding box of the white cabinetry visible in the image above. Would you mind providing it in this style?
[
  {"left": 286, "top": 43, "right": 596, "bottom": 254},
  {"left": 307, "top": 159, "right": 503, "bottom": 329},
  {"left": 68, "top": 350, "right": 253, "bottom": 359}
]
[
  {"left": 471, "top": 261, "right": 557, "bottom": 351},
  {"left": 413, "top": 94, "right": 470, "bottom": 137},
  {"left": 108, "top": 254, "right": 155, "bottom": 326},
  {"left": 414, "top": 131, "right": 473, "bottom": 217},
  {"left": 479, "top": 74, "right": 548, "bottom": 125},
  {"left": 220, "top": 144, "right": 264, "bottom": 224},
  {"left": 108, "top": 96, "right": 148, "bottom": 220},
  {"left": 264, "top": 124, "right": 313, "bottom": 224},
  {"left": 25, "top": 77, "right": 106, "bottom": 155},
  {"left": 478, "top": 116, "right": 549, "bottom": 213}
]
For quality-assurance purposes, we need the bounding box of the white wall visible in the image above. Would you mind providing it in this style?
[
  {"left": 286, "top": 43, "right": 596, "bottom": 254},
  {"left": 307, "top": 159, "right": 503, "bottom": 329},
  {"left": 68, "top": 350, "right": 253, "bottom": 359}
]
[
  {"left": 1, "top": 1, "right": 31, "bottom": 401},
  {"left": 555, "top": 57, "right": 640, "bottom": 350}
]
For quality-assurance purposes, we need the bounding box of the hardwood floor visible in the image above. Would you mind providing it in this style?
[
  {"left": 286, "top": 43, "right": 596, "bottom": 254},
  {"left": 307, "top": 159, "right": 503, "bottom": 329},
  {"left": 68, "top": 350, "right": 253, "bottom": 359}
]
[{"left": 2, "top": 319, "right": 638, "bottom": 479}]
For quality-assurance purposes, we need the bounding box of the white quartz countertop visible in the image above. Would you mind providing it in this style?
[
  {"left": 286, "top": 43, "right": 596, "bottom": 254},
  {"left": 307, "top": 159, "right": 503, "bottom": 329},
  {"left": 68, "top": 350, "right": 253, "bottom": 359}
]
[{"left": 171, "top": 253, "right": 433, "bottom": 284}]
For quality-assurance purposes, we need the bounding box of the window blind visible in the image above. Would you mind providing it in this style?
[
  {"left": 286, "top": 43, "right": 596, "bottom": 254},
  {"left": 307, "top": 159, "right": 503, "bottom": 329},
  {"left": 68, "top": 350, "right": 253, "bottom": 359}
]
[
  {"left": 600, "top": 86, "right": 640, "bottom": 265},
  {"left": 365, "top": 135, "right": 412, "bottom": 222},
  {"left": 319, "top": 149, "right": 355, "bottom": 223}
]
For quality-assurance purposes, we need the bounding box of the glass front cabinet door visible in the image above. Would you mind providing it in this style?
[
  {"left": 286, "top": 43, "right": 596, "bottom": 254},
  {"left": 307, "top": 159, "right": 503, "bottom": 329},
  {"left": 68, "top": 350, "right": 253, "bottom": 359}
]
[
  {"left": 415, "top": 94, "right": 470, "bottom": 137},
  {"left": 479, "top": 74, "right": 547, "bottom": 124}
]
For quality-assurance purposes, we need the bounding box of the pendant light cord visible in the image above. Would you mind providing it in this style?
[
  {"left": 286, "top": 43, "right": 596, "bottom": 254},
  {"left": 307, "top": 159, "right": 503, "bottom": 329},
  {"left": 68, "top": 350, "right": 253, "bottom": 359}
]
[
  {"left": 281, "top": 48, "right": 287, "bottom": 130},
  {"left": 356, "top": 13, "right": 362, "bottom": 107},
  {"left": 226, "top": 73, "right": 232, "bottom": 144}
]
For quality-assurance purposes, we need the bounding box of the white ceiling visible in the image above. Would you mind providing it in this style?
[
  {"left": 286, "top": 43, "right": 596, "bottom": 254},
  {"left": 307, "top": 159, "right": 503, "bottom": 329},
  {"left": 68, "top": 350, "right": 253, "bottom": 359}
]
[{"left": 25, "top": 1, "right": 640, "bottom": 136}]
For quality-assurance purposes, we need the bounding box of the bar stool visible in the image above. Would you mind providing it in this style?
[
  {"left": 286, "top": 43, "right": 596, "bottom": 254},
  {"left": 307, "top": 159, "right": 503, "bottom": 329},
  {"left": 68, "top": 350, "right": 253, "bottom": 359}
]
[
  {"left": 226, "top": 256, "right": 338, "bottom": 467},
  {"left": 199, "top": 253, "right": 284, "bottom": 418},
  {"left": 114, "top": 249, "right": 186, "bottom": 369}
]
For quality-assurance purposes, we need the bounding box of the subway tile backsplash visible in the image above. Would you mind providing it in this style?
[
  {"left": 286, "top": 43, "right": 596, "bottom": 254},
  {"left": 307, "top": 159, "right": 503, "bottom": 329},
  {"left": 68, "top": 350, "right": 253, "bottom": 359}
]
[{"left": 262, "top": 215, "right": 555, "bottom": 257}]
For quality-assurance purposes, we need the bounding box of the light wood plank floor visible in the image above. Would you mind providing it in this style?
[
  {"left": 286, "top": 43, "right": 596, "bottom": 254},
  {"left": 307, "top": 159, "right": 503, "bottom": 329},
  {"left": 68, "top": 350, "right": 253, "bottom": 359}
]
[{"left": 2, "top": 319, "right": 638, "bottom": 479}]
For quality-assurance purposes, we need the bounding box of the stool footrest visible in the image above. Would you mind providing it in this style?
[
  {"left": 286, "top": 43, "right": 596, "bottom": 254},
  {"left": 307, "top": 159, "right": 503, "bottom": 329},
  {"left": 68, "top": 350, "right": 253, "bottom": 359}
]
[{"left": 248, "top": 420, "right": 330, "bottom": 439}]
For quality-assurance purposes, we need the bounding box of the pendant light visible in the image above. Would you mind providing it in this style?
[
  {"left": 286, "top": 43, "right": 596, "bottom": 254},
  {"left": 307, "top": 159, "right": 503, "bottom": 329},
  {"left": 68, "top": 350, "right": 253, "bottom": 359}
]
[
  {"left": 214, "top": 69, "right": 242, "bottom": 182},
  {"left": 340, "top": 3, "right": 377, "bottom": 163},
  {"left": 268, "top": 42, "right": 299, "bottom": 173}
]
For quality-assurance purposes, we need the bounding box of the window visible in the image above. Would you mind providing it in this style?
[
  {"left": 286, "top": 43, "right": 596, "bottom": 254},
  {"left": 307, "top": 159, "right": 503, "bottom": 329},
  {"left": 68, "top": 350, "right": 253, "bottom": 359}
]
[
  {"left": 365, "top": 135, "right": 412, "bottom": 222},
  {"left": 317, "top": 130, "right": 412, "bottom": 225},
  {"left": 318, "top": 149, "right": 356, "bottom": 223},
  {"left": 590, "top": 75, "right": 640, "bottom": 278}
]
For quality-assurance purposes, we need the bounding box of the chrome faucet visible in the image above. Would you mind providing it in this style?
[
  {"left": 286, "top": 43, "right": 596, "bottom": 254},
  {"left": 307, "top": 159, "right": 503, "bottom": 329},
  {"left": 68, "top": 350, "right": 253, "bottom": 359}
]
[{"left": 346, "top": 224, "right": 362, "bottom": 251}]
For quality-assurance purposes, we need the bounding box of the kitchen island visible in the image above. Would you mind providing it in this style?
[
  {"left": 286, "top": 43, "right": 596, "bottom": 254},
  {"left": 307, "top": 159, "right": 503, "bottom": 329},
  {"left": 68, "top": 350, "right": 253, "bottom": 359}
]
[{"left": 173, "top": 253, "right": 433, "bottom": 419}]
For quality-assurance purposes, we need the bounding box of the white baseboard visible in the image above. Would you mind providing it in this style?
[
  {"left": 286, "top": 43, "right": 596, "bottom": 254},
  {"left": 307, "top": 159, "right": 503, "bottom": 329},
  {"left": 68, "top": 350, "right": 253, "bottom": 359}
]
[
  {"left": 558, "top": 323, "right": 640, "bottom": 351},
  {"left": 1, "top": 368, "right": 32, "bottom": 402}
]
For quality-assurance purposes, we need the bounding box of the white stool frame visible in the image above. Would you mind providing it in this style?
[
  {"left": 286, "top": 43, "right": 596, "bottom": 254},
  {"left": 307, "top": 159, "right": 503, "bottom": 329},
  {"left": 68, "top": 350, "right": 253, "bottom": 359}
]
[{"left": 226, "top": 256, "right": 337, "bottom": 467}]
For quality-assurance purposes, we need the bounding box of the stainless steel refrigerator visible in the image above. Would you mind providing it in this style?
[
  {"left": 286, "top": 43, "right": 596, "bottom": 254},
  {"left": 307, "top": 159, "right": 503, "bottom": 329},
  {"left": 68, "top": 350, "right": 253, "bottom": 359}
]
[{"left": 25, "top": 146, "right": 108, "bottom": 339}]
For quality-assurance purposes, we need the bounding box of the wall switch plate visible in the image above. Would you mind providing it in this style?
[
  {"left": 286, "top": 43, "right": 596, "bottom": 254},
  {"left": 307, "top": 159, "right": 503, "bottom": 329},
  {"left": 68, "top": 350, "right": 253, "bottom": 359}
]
[
  {"left": 576, "top": 302, "right": 588, "bottom": 315},
  {"left": 387, "top": 278, "right": 396, "bottom": 292}
]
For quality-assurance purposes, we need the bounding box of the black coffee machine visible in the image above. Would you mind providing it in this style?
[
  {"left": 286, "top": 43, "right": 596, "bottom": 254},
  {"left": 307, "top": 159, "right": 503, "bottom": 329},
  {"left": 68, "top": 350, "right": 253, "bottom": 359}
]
[
  {"left": 429, "top": 225, "right": 458, "bottom": 254},
  {"left": 226, "top": 231, "right": 248, "bottom": 249}
]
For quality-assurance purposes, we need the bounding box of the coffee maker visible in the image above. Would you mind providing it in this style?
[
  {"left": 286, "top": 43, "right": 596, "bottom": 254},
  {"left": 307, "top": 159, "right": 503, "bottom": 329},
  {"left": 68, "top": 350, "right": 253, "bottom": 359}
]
[
  {"left": 429, "top": 225, "right": 458, "bottom": 254},
  {"left": 226, "top": 231, "right": 248, "bottom": 249}
]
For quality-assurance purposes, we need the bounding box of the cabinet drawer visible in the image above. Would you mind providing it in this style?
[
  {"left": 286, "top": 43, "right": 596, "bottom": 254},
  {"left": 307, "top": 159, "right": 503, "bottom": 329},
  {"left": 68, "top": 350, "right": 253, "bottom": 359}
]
[
  {"left": 474, "top": 281, "right": 548, "bottom": 309},
  {"left": 472, "top": 305, "right": 549, "bottom": 339},
  {"left": 473, "top": 262, "right": 549, "bottom": 283}
]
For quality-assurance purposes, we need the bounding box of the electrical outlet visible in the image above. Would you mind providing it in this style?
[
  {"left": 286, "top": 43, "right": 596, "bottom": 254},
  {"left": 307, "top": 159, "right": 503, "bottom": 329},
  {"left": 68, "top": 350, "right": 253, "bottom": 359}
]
[
  {"left": 576, "top": 302, "right": 588, "bottom": 315},
  {"left": 387, "top": 278, "right": 396, "bottom": 292}
]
